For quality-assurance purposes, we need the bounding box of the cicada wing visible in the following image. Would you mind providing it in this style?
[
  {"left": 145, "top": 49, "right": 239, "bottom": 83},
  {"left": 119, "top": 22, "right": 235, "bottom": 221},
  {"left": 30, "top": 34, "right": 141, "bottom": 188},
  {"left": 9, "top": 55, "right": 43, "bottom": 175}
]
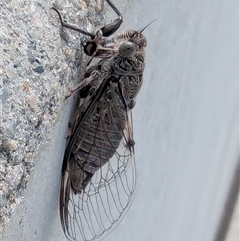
[{"left": 60, "top": 87, "right": 136, "bottom": 241}]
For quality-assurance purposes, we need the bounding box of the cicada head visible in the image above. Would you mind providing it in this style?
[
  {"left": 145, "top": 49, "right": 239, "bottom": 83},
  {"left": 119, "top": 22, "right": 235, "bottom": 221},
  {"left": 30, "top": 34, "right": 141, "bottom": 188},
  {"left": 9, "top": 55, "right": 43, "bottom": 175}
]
[{"left": 116, "top": 30, "right": 147, "bottom": 57}]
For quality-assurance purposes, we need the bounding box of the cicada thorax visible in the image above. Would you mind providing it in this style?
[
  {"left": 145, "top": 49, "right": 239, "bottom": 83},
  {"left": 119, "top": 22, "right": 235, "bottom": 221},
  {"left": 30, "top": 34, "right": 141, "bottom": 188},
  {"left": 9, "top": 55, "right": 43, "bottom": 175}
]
[{"left": 108, "top": 33, "right": 146, "bottom": 109}]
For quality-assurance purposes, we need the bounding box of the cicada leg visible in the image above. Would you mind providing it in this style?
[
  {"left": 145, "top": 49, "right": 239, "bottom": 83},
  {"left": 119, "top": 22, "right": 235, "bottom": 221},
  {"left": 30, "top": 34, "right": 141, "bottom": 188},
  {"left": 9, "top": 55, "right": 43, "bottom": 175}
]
[
  {"left": 51, "top": 0, "right": 123, "bottom": 58},
  {"left": 99, "top": 0, "right": 123, "bottom": 37},
  {"left": 51, "top": 0, "right": 122, "bottom": 38},
  {"left": 64, "top": 70, "right": 100, "bottom": 99},
  {"left": 51, "top": 7, "right": 95, "bottom": 38}
]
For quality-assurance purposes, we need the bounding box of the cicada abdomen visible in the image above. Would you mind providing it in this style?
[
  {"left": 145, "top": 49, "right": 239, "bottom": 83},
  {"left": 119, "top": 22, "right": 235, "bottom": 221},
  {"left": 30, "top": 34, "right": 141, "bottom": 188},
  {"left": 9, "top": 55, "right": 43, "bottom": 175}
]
[{"left": 52, "top": 1, "right": 147, "bottom": 240}]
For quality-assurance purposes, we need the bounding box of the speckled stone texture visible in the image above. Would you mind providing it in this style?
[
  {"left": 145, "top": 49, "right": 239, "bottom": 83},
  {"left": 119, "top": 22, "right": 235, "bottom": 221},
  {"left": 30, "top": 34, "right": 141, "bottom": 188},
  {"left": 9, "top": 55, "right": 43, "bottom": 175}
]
[{"left": 0, "top": 0, "right": 106, "bottom": 232}]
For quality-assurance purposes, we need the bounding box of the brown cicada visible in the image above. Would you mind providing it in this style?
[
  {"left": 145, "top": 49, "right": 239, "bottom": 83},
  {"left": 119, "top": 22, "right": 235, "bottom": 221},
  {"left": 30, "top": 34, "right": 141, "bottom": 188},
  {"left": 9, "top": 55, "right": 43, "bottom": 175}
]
[{"left": 52, "top": 0, "right": 147, "bottom": 240}]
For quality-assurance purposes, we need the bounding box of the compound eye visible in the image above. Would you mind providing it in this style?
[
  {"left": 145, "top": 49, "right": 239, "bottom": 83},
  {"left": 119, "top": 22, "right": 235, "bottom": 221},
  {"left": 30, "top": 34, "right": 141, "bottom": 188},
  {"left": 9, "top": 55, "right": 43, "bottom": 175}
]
[{"left": 119, "top": 41, "right": 137, "bottom": 57}]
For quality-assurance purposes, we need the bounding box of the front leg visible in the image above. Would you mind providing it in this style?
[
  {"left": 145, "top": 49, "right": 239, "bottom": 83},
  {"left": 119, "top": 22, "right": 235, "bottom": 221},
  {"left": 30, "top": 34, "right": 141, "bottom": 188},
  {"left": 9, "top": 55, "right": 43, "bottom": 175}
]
[
  {"left": 100, "top": 0, "right": 123, "bottom": 37},
  {"left": 52, "top": 0, "right": 123, "bottom": 38},
  {"left": 51, "top": 0, "right": 123, "bottom": 58},
  {"left": 51, "top": 7, "right": 95, "bottom": 38}
]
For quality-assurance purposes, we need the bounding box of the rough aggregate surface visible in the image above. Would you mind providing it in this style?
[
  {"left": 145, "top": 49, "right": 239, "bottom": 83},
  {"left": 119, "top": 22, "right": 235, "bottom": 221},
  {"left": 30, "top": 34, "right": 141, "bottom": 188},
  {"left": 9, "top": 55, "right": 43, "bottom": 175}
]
[{"left": 0, "top": 0, "right": 106, "bottom": 232}]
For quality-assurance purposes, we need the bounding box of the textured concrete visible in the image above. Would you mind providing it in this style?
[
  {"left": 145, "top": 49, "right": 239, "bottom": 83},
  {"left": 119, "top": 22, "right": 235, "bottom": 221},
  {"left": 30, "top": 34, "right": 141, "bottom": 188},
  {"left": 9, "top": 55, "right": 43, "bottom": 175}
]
[
  {"left": 1, "top": 0, "right": 105, "bottom": 237},
  {"left": 1, "top": 0, "right": 238, "bottom": 240}
]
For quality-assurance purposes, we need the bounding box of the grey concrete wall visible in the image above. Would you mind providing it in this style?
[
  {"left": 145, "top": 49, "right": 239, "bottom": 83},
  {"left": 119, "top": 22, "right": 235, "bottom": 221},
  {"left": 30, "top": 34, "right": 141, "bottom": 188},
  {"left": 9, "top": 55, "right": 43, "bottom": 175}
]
[{"left": 1, "top": 0, "right": 238, "bottom": 241}]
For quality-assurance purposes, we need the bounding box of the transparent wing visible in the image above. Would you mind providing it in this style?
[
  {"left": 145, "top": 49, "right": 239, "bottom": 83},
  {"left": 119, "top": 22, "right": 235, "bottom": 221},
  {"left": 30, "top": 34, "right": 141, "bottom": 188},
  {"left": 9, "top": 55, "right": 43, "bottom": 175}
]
[{"left": 60, "top": 80, "right": 136, "bottom": 241}]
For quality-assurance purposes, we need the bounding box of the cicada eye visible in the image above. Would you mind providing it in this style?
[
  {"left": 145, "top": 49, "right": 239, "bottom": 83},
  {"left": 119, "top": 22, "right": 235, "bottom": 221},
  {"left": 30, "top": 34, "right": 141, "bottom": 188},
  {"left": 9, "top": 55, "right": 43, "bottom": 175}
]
[{"left": 119, "top": 41, "right": 137, "bottom": 57}]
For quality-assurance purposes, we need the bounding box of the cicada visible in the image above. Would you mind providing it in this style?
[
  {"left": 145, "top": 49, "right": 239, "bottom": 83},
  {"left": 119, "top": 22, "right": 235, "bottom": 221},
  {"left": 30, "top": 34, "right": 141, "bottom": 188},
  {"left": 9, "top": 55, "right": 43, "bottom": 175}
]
[{"left": 52, "top": 0, "right": 147, "bottom": 240}]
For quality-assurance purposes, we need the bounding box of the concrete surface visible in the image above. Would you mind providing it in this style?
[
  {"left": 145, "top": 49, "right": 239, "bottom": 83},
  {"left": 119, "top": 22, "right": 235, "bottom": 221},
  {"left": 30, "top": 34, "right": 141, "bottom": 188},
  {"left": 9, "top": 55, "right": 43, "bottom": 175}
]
[
  {"left": 0, "top": 0, "right": 105, "bottom": 234},
  {"left": 1, "top": 0, "right": 238, "bottom": 241}
]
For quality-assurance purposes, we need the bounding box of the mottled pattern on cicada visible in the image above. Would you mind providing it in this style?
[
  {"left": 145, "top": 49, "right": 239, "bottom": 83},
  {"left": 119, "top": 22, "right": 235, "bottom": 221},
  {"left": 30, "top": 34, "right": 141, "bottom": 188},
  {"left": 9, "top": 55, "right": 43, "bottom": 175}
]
[{"left": 52, "top": 1, "right": 147, "bottom": 240}]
